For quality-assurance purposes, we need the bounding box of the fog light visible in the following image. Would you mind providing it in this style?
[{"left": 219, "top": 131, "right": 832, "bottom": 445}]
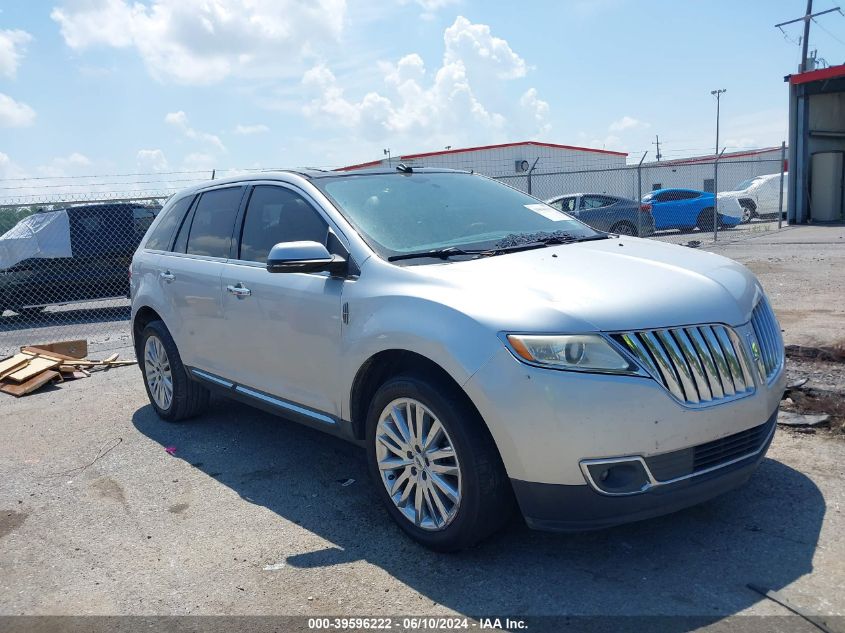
[{"left": 584, "top": 459, "right": 651, "bottom": 495}]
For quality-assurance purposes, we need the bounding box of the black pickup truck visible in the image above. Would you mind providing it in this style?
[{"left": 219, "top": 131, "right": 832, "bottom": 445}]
[{"left": 0, "top": 203, "right": 160, "bottom": 316}]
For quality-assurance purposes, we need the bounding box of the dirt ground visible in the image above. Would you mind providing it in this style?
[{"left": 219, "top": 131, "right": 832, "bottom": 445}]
[{"left": 1, "top": 224, "right": 844, "bottom": 631}]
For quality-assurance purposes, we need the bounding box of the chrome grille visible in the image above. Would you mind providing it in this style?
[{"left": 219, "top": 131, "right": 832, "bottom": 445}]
[
  {"left": 750, "top": 298, "right": 783, "bottom": 382},
  {"left": 614, "top": 325, "right": 756, "bottom": 405}
]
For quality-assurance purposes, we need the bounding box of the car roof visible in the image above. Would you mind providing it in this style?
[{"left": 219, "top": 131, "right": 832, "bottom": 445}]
[
  {"left": 167, "top": 167, "right": 470, "bottom": 200},
  {"left": 648, "top": 188, "right": 707, "bottom": 194},
  {"left": 546, "top": 193, "right": 619, "bottom": 200}
]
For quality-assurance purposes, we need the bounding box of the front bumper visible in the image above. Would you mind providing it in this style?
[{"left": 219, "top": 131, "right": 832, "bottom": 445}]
[{"left": 512, "top": 408, "right": 776, "bottom": 531}]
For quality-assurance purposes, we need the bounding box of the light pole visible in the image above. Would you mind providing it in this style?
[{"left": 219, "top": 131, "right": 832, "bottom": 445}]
[
  {"left": 711, "top": 89, "right": 726, "bottom": 238},
  {"left": 383, "top": 148, "right": 391, "bottom": 167}
]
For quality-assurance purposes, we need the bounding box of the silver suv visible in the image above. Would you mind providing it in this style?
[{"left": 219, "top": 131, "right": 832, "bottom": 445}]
[{"left": 131, "top": 168, "right": 785, "bottom": 551}]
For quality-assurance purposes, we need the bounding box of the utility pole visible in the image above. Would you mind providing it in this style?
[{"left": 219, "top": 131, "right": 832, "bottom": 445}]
[
  {"left": 652, "top": 135, "right": 662, "bottom": 162},
  {"left": 711, "top": 89, "right": 726, "bottom": 238},
  {"left": 775, "top": 0, "right": 842, "bottom": 72}
]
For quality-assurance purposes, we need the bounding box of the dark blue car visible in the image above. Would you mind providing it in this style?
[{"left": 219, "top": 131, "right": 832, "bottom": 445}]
[{"left": 641, "top": 188, "right": 742, "bottom": 232}]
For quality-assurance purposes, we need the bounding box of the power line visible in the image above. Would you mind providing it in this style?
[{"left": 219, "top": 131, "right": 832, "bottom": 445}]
[
  {"left": 812, "top": 15, "right": 845, "bottom": 46},
  {"left": 775, "top": 1, "right": 842, "bottom": 72}
]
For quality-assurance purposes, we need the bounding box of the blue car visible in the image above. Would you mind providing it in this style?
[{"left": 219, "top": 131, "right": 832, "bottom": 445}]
[{"left": 641, "top": 188, "right": 742, "bottom": 232}]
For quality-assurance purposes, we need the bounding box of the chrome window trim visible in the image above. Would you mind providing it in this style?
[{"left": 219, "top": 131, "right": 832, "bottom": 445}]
[{"left": 579, "top": 418, "right": 776, "bottom": 497}]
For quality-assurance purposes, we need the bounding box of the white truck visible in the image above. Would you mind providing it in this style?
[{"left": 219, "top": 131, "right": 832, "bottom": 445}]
[{"left": 719, "top": 173, "right": 788, "bottom": 223}]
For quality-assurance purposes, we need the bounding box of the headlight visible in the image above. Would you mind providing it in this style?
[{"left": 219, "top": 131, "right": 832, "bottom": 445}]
[{"left": 505, "top": 334, "right": 639, "bottom": 374}]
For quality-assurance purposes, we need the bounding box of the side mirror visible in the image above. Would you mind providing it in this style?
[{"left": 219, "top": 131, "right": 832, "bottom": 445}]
[{"left": 266, "top": 241, "right": 347, "bottom": 276}]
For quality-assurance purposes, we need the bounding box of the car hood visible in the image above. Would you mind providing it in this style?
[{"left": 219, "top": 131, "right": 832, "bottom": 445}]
[{"left": 406, "top": 237, "right": 762, "bottom": 333}]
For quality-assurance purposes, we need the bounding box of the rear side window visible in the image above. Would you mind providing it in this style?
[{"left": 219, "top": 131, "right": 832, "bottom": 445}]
[
  {"left": 239, "top": 186, "right": 328, "bottom": 263},
  {"left": 145, "top": 196, "right": 193, "bottom": 251},
  {"left": 185, "top": 187, "right": 244, "bottom": 258}
]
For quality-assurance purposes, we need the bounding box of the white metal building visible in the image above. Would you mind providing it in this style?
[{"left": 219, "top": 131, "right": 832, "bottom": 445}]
[
  {"left": 337, "top": 141, "right": 627, "bottom": 176},
  {"left": 337, "top": 142, "right": 785, "bottom": 203},
  {"left": 638, "top": 147, "right": 786, "bottom": 195}
]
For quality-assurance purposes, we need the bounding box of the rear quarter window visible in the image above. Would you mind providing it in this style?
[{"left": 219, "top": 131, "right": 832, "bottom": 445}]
[
  {"left": 145, "top": 196, "right": 194, "bottom": 251},
  {"left": 185, "top": 187, "right": 244, "bottom": 258}
]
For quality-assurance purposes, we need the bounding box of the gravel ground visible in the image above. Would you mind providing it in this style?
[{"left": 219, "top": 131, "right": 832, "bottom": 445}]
[{"left": 0, "top": 361, "right": 844, "bottom": 627}]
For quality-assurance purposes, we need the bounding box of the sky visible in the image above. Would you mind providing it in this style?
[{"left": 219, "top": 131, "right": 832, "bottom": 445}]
[{"left": 1, "top": 0, "right": 844, "bottom": 192}]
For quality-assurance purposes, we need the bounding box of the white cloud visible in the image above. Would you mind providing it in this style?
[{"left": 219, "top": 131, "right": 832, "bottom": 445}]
[
  {"left": 234, "top": 123, "right": 270, "bottom": 135},
  {"left": 51, "top": 0, "right": 347, "bottom": 84},
  {"left": 165, "top": 110, "right": 225, "bottom": 151},
  {"left": 301, "top": 17, "right": 547, "bottom": 146},
  {"left": 137, "top": 148, "right": 169, "bottom": 171},
  {"left": 443, "top": 16, "right": 526, "bottom": 80},
  {"left": 0, "top": 93, "right": 36, "bottom": 127},
  {"left": 182, "top": 152, "right": 217, "bottom": 170},
  {"left": 36, "top": 152, "right": 92, "bottom": 177},
  {"left": 0, "top": 151, "right": 27, "bottom": 180},
  {"left": 609, "top": 116, "right": 649, "bottom": 132},
  {"left": 520, "top": 88, "right": 550, "bottom": 137},
  {"left": 401, "top": 0, "right": 459, "bottom": 20},
  {"left": 0, "top": 29, "right": 32, "bottom": 78}
]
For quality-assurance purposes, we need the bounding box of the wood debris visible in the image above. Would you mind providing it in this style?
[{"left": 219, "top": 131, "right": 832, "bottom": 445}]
[{"left": 0, "top": 339, "right": 137, "bottom": 398}]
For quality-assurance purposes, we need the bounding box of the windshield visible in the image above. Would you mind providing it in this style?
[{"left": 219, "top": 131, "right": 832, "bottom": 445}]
[
  {"left": 736, "top": 177, "right": 761, "bottom": 190},
  {"left": 314, "top": 171, "right": 599, "bottom": 260}
]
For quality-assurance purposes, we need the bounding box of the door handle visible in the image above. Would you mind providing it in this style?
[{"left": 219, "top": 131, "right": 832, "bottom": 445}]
[
  {"left": 226, "top": 283, "right": 251, "bottom": 298},
  {"left": 160, "top": 270, "right": 175, "bottom": 282}
]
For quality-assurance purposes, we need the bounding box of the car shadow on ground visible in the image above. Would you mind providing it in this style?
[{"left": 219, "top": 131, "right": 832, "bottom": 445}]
[{"left": 132, "top": 397, "right": 825, "bottom": 628}]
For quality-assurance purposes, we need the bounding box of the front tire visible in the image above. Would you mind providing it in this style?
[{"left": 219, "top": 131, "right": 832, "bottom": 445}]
[
  {"left": 140, "top": 320, "right": 209, "bottom": 421},
  {"left": 366, "top": 373, "right": 513, "bottom": 551}
]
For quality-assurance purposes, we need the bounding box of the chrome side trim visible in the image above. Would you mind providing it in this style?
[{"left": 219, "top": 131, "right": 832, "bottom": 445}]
[
  {"left": 234, "top": 385, "right": 336, "bottom": 426},
  {"left": 190, "top": 368, "right": 234, "bottom": 388},
  {"left": 579, "top": 419, "right": 775, "bottom": 497}
]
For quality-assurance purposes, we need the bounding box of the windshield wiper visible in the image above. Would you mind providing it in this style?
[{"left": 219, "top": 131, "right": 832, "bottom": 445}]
[
  {"left": 387, "top": 232, "right": 609, "bottom": 262},
  {"left": 495, "top": 231, "right": 609, "bottom": 249},
  {"left": 387, "top": 246, "right": 486, "bottom": 262},
  {"left": 387, "top": 241, "right": 550, "bottom": 262}
]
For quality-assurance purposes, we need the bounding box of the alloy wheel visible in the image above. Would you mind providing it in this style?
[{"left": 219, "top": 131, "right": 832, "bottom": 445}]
[
  {"left": 144, "top": 335, "right": 173, "bottom": 410},
  {"left": 375, "top": 398, "right": 462, "bottom": 531}
]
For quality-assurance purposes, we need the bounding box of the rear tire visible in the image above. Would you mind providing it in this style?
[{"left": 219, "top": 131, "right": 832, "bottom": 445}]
[
  {"left": 366, "top": 372, "right": 513, "bottom": 551},
  {"left": 610, "top": 221, "right": 637, "bottom": 236},
  {"left": 139, "top": 320, "right": 209, "bottom": 422},
  {"left": 696, "top": 208, "right": 716, "bottom": 232}
]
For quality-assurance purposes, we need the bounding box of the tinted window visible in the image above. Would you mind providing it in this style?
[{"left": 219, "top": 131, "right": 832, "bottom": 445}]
[
  {"left": 133, "top": 206, "right": 159, "bottom": 241},
  {"left": 146, "top": 196, "right": 193, "bottom": 251},
  {"left": 185, "top": 187, "right": 243, "bottom": 258},
  {"left": 239, "top": 186, "right": 328, "bottom": 263},
  {"left": 581, "top": 196, "right": 610, "bottom": 209}
]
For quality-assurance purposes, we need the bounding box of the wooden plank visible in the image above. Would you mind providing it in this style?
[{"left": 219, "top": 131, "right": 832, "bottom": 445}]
[
  {"left": 21, "top": 347, "right": 80, "bottom": 362},
  {"left": 1, "top": 370, "right": 61, "bottom": 397},
  {"left": 6, "top": 357, "right": 60, "bottom": 382},
  {"left": 26, "top": 340, "right": 88, "bottom": 359},
  {"left": 0, "top": 354, "right": 32, "bottom": 379}
]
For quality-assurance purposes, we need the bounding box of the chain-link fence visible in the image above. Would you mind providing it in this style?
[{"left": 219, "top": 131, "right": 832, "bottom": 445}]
[
  {"left": 0, "top": 155, "right": 788, "bottom": 357},
  {"left": 494, "top": 155, "right": 787, "bottom": 247}
]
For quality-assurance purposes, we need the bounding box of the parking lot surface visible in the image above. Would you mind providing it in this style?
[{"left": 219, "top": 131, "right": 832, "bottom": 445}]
[{"left": 1, "top": 225, "right": 844, "bottom": 629}]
